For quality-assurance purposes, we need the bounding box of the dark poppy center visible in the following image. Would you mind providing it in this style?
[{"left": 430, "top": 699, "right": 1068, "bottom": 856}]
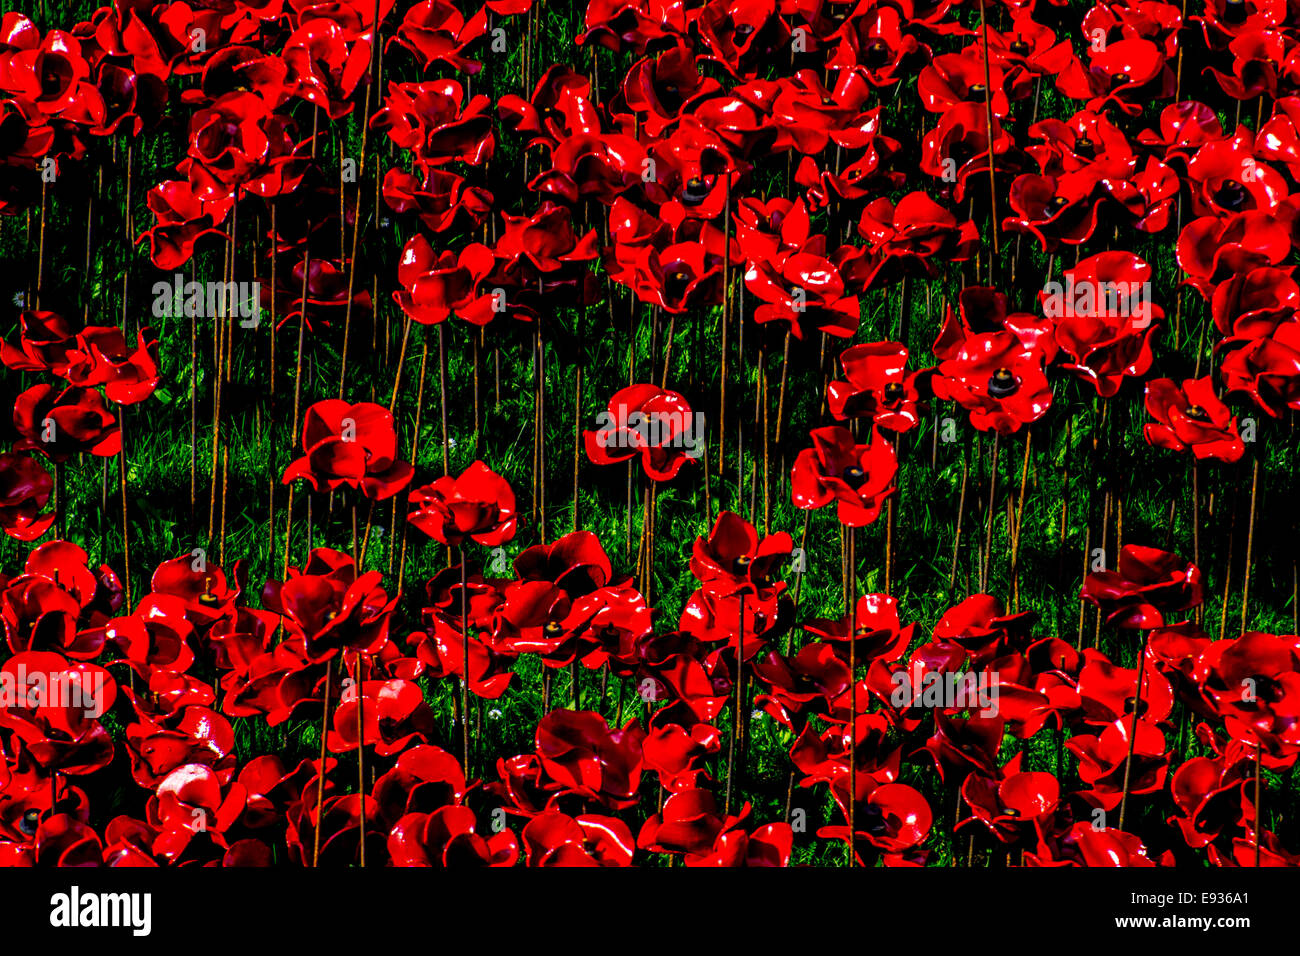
[
  {"left": 656, "top": 81, "right": 683, "bottom": 112},
  {"left": 198, "top": 591, "right": 221, "bottom": 607},
  {"left": 664, "top": 265, "right": 693, "bottom": 301},
  {"left": 1184, "top": 404, "right": 1210, "bottom": 422},
  {"left": 883, "top": 381, "right": 905, "bottom": 402},
  {"left": 1215, "top": 179, "right": 1249, "bottom": 211},
  {"left": 1124, "top": 695, "right": 1150, "bottom": 718},
  {"left": 1252, "top": 674, "right": 1285, "bottom": 703},
  {"left": 1009, "top": 38, "right": 1030, "bottom": 55},
  {"left": 681, "top": 175, "right": 712, "bottom": 206},
  {"left": 732, "top": 554, "right": 752, "bottom": 574},
  {"left": 841, "top": 465, "right": 867, "bottom": 489},
  {"left": 863, "top": 37, "right": 892, "bottom": 68},
  {"left": 987, "top": 367, "right": 1019, "bottom": 397},
  {"left": 734, "top": 22, "right": 755, "bottom": 38},
  {"left": 544, "top": 621, "right": 564, "bottom": 638},
  {"left": 1223, "top": 0, "right": 1247, "bottom": 23},
  {"left": 1048, "top": 195, "right": 1069, "bottom": 212},
  {"left": 20, "top": 808, "right": 40, "bottom": 835},
  {"left": 1074, "top": 134, "right": 1094, "bottom": 156}
]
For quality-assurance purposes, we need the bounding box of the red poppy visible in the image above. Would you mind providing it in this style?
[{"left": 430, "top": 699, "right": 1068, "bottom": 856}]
[
  {"left": 263, "top": 548, "right": 397, "bottom": 663},
  {"left": 137, "top": 179, "right": 233, "bottom": 271},
  {"left": 394, "top": 234, "right": 497, "bottom": 325},
  {"left": 1143, "top": 377, "right": 1246, "bottom": 462},
  {"left": 690, "top": 510, "right": 791, "bottom": 599},
  {"left": 328, "top": 679, "right": 435, "bottom": 756},
  {"left": 284, "top": 19, "right": 371, "bottom": 119},
  {"left": 522, "top": 810, "right": 636, "bottom": 866},
  {"left": 382, "top": 167, "right": 492, "bottom": 234},
  {"left": 0, "top": 452, "right": 53, "bottom": 542},
  {"left": 0, "top": 651, "right": 117, "bottom": 774},
  {"left": 638, "top": 789, "right": 793, "bottom": 866},
  {"left": 13, "top": 384, "right": 120, "bottom": 462},
  {"left": 584, "top": 384, "right": 702, "bottom": 481},
  {"left": 408, "top": 460, "right": 517, "bottom": 546},
  {"left": 370, "top": 79, "right": 495, "bottom": 168},
  {"left": 388, "top": 806, "right": 518, "bottom": 866},
  {"left": 534, "top": 709, "right": 645, "bottom": 809},
  {"left": 932, "top": 331, "right": 1052, "bottom": 433},
  {"left": 282, "top": 400, "right": 413, "bottom": 500},
  {"left": 826, "top": 341, "right": 927, "bottom": 432},
  {"left": 791, "top": 426, "right": 898, "bottom": 527},
  {"left": 1050, "top": 252, "right": 1162, "bottom": 397},
  {"left": 1082, "top": 545, "right": 1205, "bottom": 630}
]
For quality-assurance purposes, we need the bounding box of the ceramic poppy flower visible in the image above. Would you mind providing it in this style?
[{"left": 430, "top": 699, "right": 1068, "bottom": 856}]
[
  {"left": 1142, "top": 377, "right": 1246, "bottom": 462},
  {"left": 957, "top": 756, "right": 1060, "bottom": 843},
  {"left": 181, "top": 91, "right": 274, "bottom": 200},
  {"left": 695, "top": 0, "right": 792, "bottom": 79},
  {"left": 534, "top": 709, "right": 645, "bottom": 808},
  {"left": 1, "top": 555, "right": 111, "bottom": 661},
  {"left": 408, "top": 460, "right": 517, "bottom": 546},
  {"left": 1206, "top": 631, "right": 1300, "bottom": 760},
  {"left": 388, "top": 0, "right": 487, "bottom": 74},
  {"left": 370, "top": 79, "right": 495, "bottom": 167},
  {"left": 13, "top": 384, "right": 120, "bottom": 462},
  {"left": 920, "top": 102, "right": 1015, "bottom": 199},
  {"left": 690, "top": 511, "right": 791, "bottom": 600},
  {"left": 494, "top": 201, "right": 600, "bottom": 273},
  {"left": 0, "top": 310, "right": 79, "bottom": 377},
  {"left": 849, "top": 192, "right": 979, "bottom": 288},
  {"left": 1219, "top": 322, "right": 1300, "bottom": 417},
  {"left": 382, "top": 167, "right": 492, "bottom": 234},
  {"left": 388, "top": 805, "right": 518, "bottom": 866},
  {"left": 394, "top": 234, "right": 497, "bottom": 325},
  {"left": 521, "top": 810, "right": 636, "bottom": 866},
  {"left": 137, "top": 179, "right": 233, "bottom": 270},
  {"left": 149, "top": 554, "right": 243, "bottom": 630},
  {"left": 826, "top": 3, "right": 926, "bottom": 86},
  {"left": 791, "top": 426, "right": 897, "bottom": 527},
  {"left": 1177, "top": 211, "right": 1293, "bottom": 296},
  {"left": 124, "top": 703, "right": 238, "bottom": 789},
  {"left": 931, "top": 331, "right": 1052, "bottom": 433},
  {"left": 754, "top": 642, "right": 854, "bottom": 729},
  {"left": 327, "top": 679, "right": 435, "bottom": 756},
  {"left": 1166, "top": 753, "right": 1249, "bottom": 849},
  {"left": 0, "top": 28, "right": 96, "bottom": 116},
  {"left": 620, "top": 40, "right": 720, "bottom": 138},
  {"left": 62, "top": 326, "right": 161, "bottom": 406},
  {"left": 821, "top": 781, "right": 933, "bottom": 862},
  {"left": 638, "top": 789, "right": 794, "bottom": 866},
  {"left": 584, "top": 384, "right": 702, "bottom": 481},
  {"left": 497, "top": 63, "right": 597, "bottom": 143},
  {"left": 149, "top": 763, "right": 248, "bottom": 861},
  {"left": 1067, "top": 718, "right": 1170, "bottom": 810},
  {"left": 918, "top": 49, "right": 1016, "bottom": 117},
  {"left": 826, "top": 341, "right": 928, "bottom": 432},
  {"left": 282, "top": 400, "right": 413, "bottom": 500},
  {"left": 1185, "top": 128, "right": 1286, "bottom": 217},
  {"left": 263, "top": 548, "right": 397, "bottom": 663},
  {"left": 0, "top": 651, "right": 117, "bottom": 774},
  {"left": 0, "top": 451, "right": 54, "bottom": 542},
  {"left": 745, "top": 248, "right": 861, "bottom": 340},
  {"left": 1050, "top": 251, "right": 1162, "bottom": 397},
  {"left": 1082, "top": 544, "right": 1205, "bottom": 630},
  {"left": 618, "top": 240, "right": 724, "bottom": 314},
  {"left": 283, "top": 19, "right": 371, "bottom": 119}
]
